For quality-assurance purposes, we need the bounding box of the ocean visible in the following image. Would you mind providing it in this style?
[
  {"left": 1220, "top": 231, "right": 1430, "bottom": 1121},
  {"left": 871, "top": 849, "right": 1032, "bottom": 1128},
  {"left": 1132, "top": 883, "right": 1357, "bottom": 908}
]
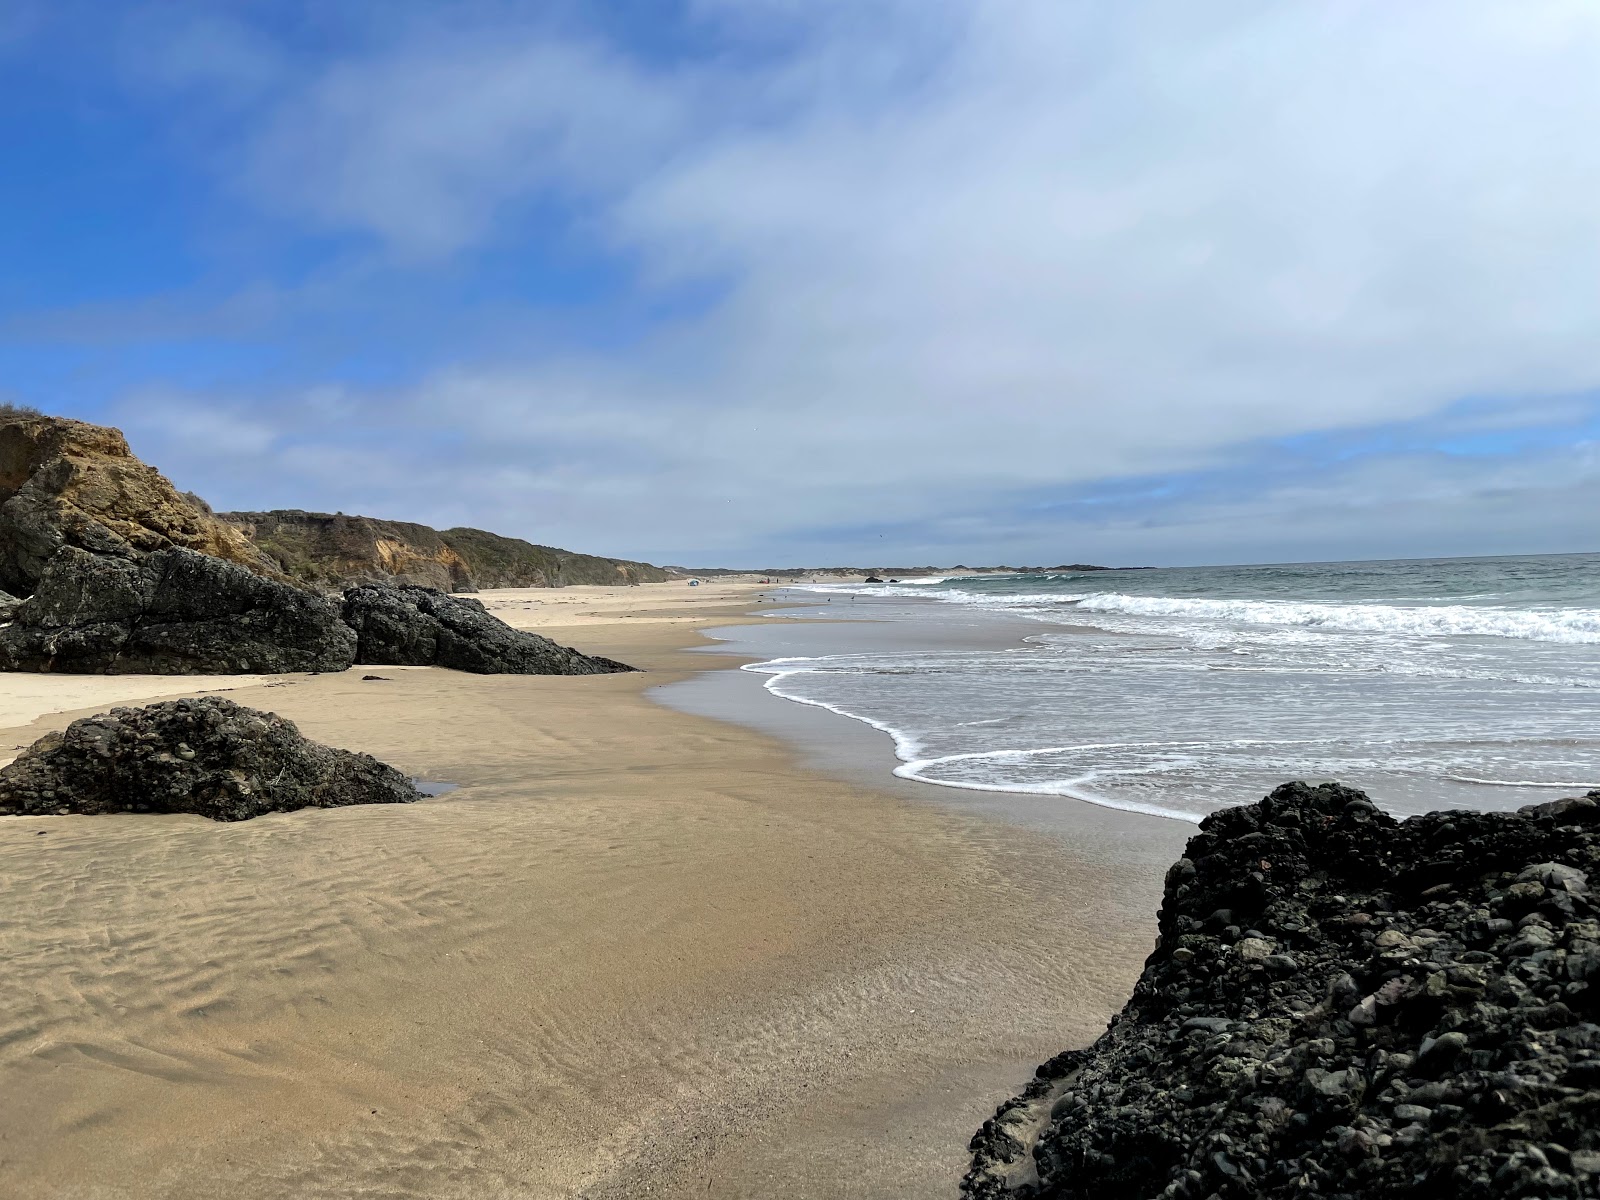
[{"left": 749, "top": 553, "right": 1600, "bottom": 824}]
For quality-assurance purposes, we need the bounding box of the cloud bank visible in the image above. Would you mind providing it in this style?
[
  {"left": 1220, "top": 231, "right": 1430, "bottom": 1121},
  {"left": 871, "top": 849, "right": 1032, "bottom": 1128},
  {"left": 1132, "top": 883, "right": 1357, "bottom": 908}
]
[{"left": 13, "top": 0, "right": 1600, "bottom": 563}]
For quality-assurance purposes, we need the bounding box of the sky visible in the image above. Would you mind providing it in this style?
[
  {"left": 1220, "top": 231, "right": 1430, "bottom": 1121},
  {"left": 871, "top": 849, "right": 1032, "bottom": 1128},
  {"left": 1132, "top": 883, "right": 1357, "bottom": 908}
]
[{"left": 2, "top": 0, "right": 1598, "bottom": 568}]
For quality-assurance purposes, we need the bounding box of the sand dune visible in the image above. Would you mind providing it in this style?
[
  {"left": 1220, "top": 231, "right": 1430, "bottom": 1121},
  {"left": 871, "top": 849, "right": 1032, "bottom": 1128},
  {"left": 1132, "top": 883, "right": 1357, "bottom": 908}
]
[{"left": 0, "top": 586, "right": 1180, "bottom": 1198}]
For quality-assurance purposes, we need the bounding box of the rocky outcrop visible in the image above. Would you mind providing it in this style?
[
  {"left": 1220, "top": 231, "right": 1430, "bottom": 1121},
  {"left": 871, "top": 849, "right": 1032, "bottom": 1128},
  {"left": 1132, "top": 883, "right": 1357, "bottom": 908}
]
[
  {"left": 0, "top": 411, "right": 642, "bottom": 676},
  {"left": 0, "top": 551, "right": 635, "bottom": 677},
  {"left": 341, "top": 584, "right": 633, "bottom": 675},
  {"left": 0, "top": 546, "right": 356, "bottom": 674},
  {"left": 218, "top": 509, "right": 671, "bottom": 591},
  {"left": 0, "top": 410, "right": 274, "bottom": 596},
  {"left": 966, "top": 782, "right": 1600, "bottom": 1200},
  {"left": 0, "top": 696, "right": 419, "bottom": 820}
]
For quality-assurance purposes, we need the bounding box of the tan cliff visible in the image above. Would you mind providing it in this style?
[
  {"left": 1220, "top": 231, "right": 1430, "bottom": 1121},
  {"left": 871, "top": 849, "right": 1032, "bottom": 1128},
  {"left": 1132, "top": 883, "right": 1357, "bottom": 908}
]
[
  {"left": 0, "top": 408, "right": 276, "bottom": 595},
  {"left": 218, "top": 510, "right": 673, "bottom": 592},
  {"left": 0, "top": 407, "right": 672, "bottom": 598}
]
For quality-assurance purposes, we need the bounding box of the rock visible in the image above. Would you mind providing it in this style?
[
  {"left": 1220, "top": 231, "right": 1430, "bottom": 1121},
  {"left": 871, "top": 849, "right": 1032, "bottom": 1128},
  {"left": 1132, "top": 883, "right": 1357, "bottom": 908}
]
[
  {"left": 0, "top": 546, "right": 355, "bottom": 674},
  {"left": 341, "top": 585, "right": 634, "bottom": 675},
  {"left": 963, "top": 781, "right": 1600, "bottom": 1200},
  {"left": 0, "top": 589, "right": 20, "bottom": 622},
  {"left": 1522, "top": 795, "right": 1600, "bottom": 822},
  {"left": 1234, "top": 936, "right": 1275, "bottom": 960},
  {"left": 0, "top": 411, "right": 273, "bottom": 596},
  {"left": 1348, "top": 994, "right": 1378, "bottom": 1026},
  {"left": 1520, "top": 861, "right": 1590, "bottom": 893},
  {"left": 0, "top": 696, "right": 419, "bottom": 821},
  {"left": 1416, "top": 1030, "right": 1469, "bottom": 1069}
]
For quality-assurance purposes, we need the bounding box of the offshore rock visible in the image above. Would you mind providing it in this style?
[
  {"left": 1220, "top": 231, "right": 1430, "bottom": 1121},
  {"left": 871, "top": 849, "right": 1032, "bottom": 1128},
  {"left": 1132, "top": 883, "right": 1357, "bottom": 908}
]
[
  {"left": 964, "top": 782, "right": 1600, "bottom": 1200},
  {"left": 0, "top": 410, "right": 274, "bottom": 596},
  {"left": 0, "top": 696, "right": 419, "bottom": 821},
  {"left": 0, "top": 546, "right": 356, "bottom": 674},
  {"left": 342, "top": 584, "right": 634, "bottom": 675}
]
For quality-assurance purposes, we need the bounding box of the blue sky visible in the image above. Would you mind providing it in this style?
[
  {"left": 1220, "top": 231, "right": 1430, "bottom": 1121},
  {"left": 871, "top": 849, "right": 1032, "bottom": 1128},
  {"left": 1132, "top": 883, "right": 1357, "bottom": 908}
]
[{"left": 2, "top": 0, "right": 1598, "bottom": 567}]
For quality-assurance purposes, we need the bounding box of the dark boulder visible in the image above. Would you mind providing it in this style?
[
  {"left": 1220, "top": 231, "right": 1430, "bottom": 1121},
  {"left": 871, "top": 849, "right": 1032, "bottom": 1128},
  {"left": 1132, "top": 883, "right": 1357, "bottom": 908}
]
[
  {"left": 0, "top": 696, "right": 419, "bottom": 821},
  {"left": 965, "top": 781, "right": 1600, "bottom": 1200},
  {"left": 341, "top": 584, "right": 633, "bottom": 675},
  {"left": 0, "top": 546, "right": 356, "bottom": 674}
]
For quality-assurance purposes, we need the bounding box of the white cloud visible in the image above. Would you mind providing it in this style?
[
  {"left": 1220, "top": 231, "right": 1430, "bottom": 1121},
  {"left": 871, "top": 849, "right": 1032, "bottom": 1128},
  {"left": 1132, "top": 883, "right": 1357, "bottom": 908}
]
[
  {"left": 114, "top": 1, "right": 1600, "bottom": 561},
  {"left": 244, "top": 32, "right": 690, "bottom": 256}
]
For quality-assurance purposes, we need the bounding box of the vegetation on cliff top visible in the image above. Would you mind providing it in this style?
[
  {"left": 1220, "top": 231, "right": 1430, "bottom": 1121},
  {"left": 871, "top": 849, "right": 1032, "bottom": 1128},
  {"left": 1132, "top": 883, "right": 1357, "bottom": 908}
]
[{"left": 217, "top": 509, "right": 671, "bottom": 591}]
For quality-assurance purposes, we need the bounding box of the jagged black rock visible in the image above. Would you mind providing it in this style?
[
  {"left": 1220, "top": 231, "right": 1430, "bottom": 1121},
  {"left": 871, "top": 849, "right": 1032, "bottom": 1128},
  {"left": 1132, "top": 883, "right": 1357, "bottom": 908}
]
[
  {"left": 0, "top": 546, "right": 355, "bottom": 674},
  {"left": 0, "top": 696, "right": 420, "bottom": 821},
  {"left": 965, "top": 781, "right": 1600, "bottom": 1200},
  {"left": 341, "top": 584, "right": 634, "bottom": 675}
]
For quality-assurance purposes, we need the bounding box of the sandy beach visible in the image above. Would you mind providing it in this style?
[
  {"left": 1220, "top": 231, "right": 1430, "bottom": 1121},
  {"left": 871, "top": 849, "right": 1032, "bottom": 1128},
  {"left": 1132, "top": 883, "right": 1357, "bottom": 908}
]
[{"left": 0, "top": 579, "right": 1184, "bottom": 1199}]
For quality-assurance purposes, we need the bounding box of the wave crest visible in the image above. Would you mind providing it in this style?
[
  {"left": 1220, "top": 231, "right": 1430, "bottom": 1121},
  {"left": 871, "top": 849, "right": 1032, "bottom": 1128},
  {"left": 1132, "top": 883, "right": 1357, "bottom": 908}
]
[{"left": 1068, "top": 593, "right": 1600, "bottom": 644}]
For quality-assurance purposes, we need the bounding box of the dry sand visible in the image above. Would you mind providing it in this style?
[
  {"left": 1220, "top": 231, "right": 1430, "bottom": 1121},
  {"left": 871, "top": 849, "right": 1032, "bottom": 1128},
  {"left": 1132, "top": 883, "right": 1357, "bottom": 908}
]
[
  {"left": 474, "top": 575, "right": 824, "bottom": 628},
  {"left": 0, "top": 581, "right": 1185, "bottom": 1199}
]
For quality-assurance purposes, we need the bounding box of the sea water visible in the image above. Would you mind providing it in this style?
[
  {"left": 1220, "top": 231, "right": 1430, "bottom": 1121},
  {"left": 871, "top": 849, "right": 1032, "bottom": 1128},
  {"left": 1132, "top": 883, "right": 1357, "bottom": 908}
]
[{"left": 754, "top": 554, "right": 1600, "bottom": 823}]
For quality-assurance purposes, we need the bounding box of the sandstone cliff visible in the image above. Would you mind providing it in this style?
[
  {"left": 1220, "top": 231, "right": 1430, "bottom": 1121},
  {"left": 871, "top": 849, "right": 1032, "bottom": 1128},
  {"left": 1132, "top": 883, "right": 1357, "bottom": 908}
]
[
  {"left": 217, "top": 509, "right": 671, "bottom": 591},
  {"left": 0, "top": 410, "right": 642, "bottom": 675},
  {"left": 0, "top": 409, "right": 275, "bottom": 595}
]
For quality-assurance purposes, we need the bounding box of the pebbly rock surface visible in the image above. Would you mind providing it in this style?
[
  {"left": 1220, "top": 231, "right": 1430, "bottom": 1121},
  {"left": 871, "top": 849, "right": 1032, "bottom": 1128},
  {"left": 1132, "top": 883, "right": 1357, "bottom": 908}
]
[
  {"left": 0, "top": 546, "right": 356, "bottom": 674},
  {"left": 0, "top": 696, "right": 420, "bottom": 821},
  {"left": 341, "top": 584, "right": 634, "bottom": 675},
  {"left": 965, "top": 781, "right": 1600, "bottom": 1200}
]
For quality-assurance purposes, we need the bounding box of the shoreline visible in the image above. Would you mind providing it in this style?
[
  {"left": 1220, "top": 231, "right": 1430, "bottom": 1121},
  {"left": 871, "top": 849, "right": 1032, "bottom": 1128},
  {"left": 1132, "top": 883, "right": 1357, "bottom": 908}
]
[
  {"left": 0, "top": 580, "right": 1183, "bottom": 1198},
  {"left": 693, "top": 588, "right": 1212, "bottom": 827},
  {"left": 659, "top": 594, "right": 1198, "bottom": 866}
]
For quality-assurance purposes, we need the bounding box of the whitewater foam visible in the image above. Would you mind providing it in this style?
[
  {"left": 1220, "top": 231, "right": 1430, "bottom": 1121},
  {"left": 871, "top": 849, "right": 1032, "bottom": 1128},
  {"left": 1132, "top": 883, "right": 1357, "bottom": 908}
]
[
  {"left": 1066, "top": 593, "right": 1600, "bottom": 644},
  {"left": 755, "top": 555, "right": 1600, "bottom": 822}
]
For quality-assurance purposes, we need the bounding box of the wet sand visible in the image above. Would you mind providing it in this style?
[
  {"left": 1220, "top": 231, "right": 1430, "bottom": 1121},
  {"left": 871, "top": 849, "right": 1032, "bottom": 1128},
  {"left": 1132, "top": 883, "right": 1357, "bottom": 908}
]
[{"left": 0, "top": 581, "right": 1185, "bottom": 1198}]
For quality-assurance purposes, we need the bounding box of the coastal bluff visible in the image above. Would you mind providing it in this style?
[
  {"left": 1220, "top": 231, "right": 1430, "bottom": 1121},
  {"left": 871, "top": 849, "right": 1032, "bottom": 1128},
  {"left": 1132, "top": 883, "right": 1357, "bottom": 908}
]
[
  {"left": 0, "top": 409, "right": 640, "bottom": 676},
  {"left": 966, "top": 782, "right": 1600, "bottom": 1199},
  {"left": 217, "top": 509, "right": 671, "bottom": 592},
  {"left": 0, "top": 408, "right": 275, "bottom": 595}
]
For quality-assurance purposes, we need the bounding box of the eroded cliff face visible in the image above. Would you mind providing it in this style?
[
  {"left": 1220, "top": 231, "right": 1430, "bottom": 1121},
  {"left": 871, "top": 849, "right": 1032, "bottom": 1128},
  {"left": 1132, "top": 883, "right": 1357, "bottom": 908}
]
[
  {"left": 218, "top": 509, "right": 672, "bottom": 591},
  {"left": 0, "top": 410, "right": 642, "bottom": 676},
  {"left": 0, "top": 411, "right": 274, "bottom": 595},
  {"left": 218, "top": 510, "right": 478, "bottom": 592}
]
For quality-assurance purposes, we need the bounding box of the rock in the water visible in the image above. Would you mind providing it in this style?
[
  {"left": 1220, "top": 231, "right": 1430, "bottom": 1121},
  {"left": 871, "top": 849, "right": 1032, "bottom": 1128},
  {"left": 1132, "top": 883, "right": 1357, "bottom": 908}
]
[
  {"left": 0, "top": 546, "right": 356, "bottom": 674},
  {"left": 0, "top": 696, "right": 419, "bottom": 821},
  {"left": 964, "top": 781, "right": 1600, "bottom": 1200},
  {"left": 341, "top": 584, "right": 633, "bottom": 675},
  {"left": 0, "top": 410, "right": 275, "bottom": 596}
]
